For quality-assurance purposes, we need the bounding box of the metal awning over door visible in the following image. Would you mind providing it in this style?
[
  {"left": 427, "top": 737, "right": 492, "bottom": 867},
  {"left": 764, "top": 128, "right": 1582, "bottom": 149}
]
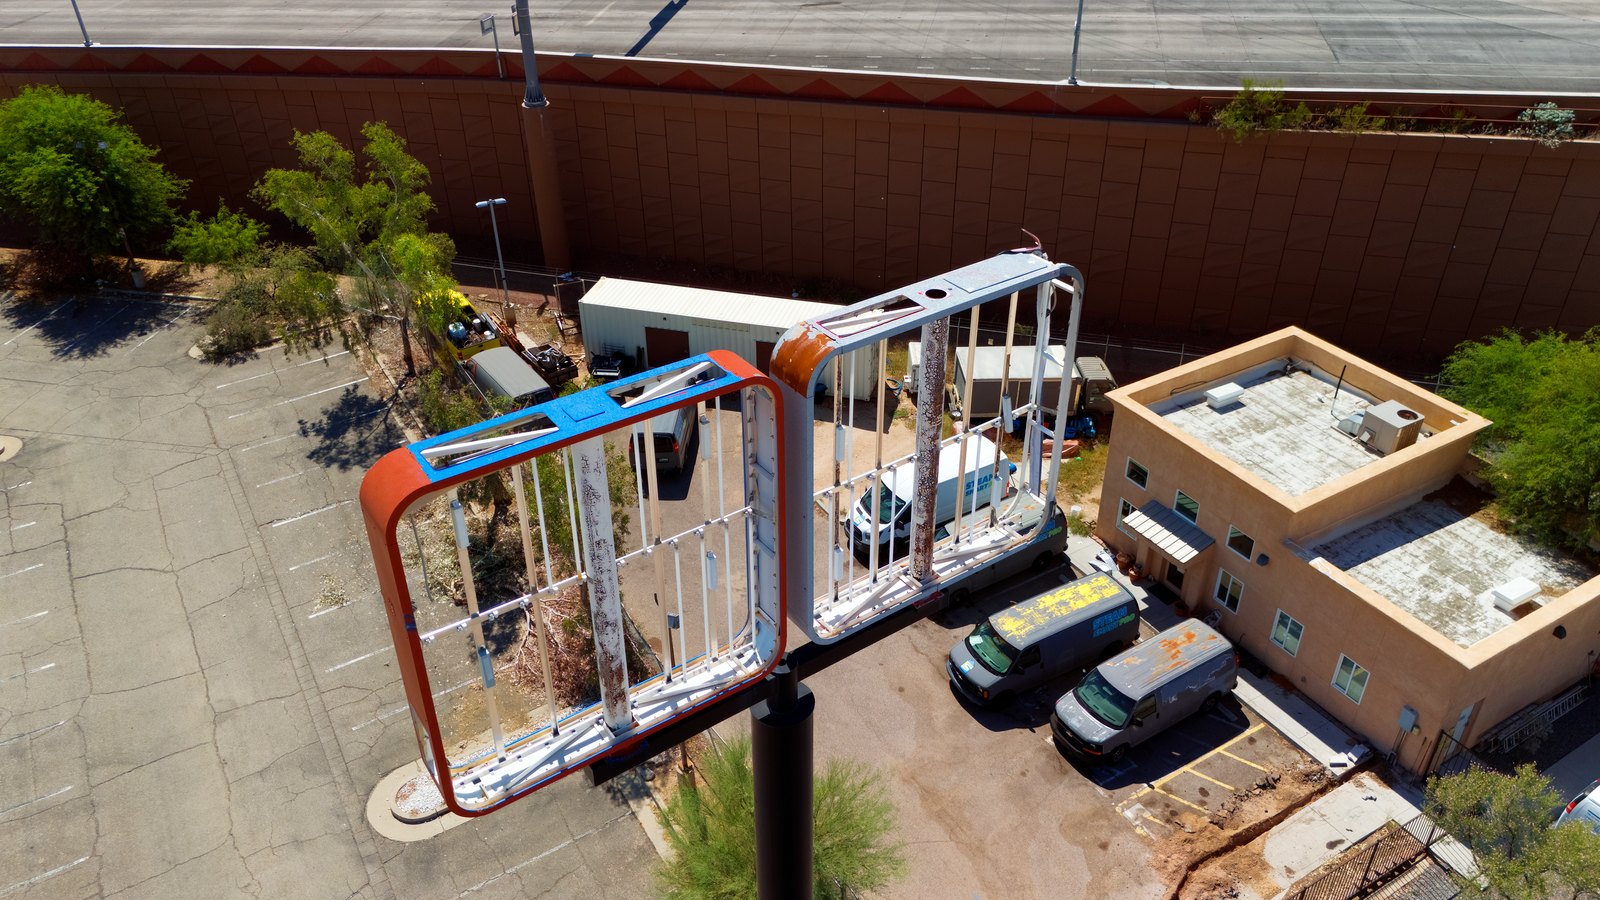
[{"left": 1125, "top": 501, "right": 1214, "bottom": 563}]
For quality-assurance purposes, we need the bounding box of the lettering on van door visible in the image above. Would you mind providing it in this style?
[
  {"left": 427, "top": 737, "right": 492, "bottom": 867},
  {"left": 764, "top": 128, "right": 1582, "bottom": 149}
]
[{"left": 1092, "top": 605, "right": 1136, "bottom": 637}]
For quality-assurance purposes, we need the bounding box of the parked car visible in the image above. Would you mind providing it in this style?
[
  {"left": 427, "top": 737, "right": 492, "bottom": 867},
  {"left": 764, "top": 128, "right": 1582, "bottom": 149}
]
[
  {"left": 947, "top": 571, "right": 1140, "bottom": 708},
  {"left": 460, "top": 347, "right": 555, "bottom": 409},
  {"left": 627, "top": 405, "right": 695, "bottom": 477},
  {"left": 1052, "top": 620, "right": 1238, "bottom": 765},
  {"left": 1556, "top": 780, "right": 1600, "bottom": 833}
]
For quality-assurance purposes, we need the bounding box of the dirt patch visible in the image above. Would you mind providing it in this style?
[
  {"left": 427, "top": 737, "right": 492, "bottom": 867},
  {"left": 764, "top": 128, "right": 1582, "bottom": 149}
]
[{"left": 1150, "top": 761, "right": 1335, "bottom": 897}]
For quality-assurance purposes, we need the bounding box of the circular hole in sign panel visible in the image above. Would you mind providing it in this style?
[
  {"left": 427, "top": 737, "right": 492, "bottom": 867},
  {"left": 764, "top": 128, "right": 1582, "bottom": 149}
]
[{"left": 924, "top": 289, "right": 947, "bottom": 299}]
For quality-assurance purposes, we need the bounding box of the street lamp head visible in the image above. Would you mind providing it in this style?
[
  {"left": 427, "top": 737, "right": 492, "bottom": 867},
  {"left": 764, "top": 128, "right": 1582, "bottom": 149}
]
[{"left": 475, "top": 198, "right": 508, "bottom": 208}]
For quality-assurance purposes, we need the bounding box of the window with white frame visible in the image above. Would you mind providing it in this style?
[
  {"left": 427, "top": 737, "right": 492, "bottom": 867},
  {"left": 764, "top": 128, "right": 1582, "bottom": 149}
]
[
  {"left": 1214, "top": 570, "right": 1244, "bottom": 613},
  {"left": 1117, "top": 498, "right": 1137, "bottom": 536},
  {"left": 1270, "top": 610, "right": 1303, "bottom": 656},
  {"left": 1175, "top": 490, "right": 1199, "bottom": 523},
  {"left": 1227, "top": 525, "right": 1255, "bottom": 560},
  {"left": 1125, "top": 458, "right": 1149, "bottom": 490},
  {"left": 1333, "top": 655, "right": 1370, "bottom": 704}
]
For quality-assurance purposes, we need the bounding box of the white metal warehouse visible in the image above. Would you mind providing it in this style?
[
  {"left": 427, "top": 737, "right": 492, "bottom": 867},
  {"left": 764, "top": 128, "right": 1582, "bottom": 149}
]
[{"left": 578, "top": 278, "right": 878, "bottom": 400}]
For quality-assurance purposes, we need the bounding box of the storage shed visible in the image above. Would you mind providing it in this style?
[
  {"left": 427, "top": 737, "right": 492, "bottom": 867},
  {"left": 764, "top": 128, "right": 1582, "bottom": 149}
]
[
  {"left": 578, "top": 278, "right": 878, "bottom": 399},
  {"left": 952, "top": 345, "right": 1081, "bottom": 421}
]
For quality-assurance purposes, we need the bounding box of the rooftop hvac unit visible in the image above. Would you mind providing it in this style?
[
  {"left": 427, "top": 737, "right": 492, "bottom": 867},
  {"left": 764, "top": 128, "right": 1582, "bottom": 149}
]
[
  {"left": 1358, "top": 400, "right": 1423, "bottom": 454},
  {"left": 1491, "top": 577, "right": 1542, "bottom": 613},
  {"left": 1205, "top": 382, "right": 1245, "bottom": 410}
]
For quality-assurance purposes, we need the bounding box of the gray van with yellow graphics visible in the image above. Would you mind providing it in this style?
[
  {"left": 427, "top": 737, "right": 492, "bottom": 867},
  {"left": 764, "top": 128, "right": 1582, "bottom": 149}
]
[
  {"left": 1052, "top": 620, "right": 1237, "bottom": 765},
  {"left": 946, "top": 571, "right": 1139, "bottom": 708}
]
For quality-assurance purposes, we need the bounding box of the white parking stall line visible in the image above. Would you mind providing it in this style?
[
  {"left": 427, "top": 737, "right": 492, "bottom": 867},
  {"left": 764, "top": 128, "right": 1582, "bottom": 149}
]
[
  {"left": 0, "top": 856, "right": 90, "bottom": 897},
  {"left": 57, "top": 303, "right": 133, "bottom": 352},
  {"left": 289, "top": 552, "right": 340, "bottom": 573},
  {"left": 269, "top": 499, "right": 354, "bottom": 528},
  {"left": 256, "top": 471, "right": 306, "bottom": 488},
  {"left": 4, "top": 662, "right": 56, "bottom": 682},
  {"left": 214, "top": 350, "right": 351, "bottom": 389},
  {"left": 125, "top": 309, "right": 191, "bottom": 354},
  {"left": 0, "top": 719, "right": 64, "bottom": 747},
  {"left": 0, "top": 784, "right": 73, "bottom": 817},
  {"left": 326, "top": 645, "right": 392, "bottom": 673},
  {"left": 10, "top": 521, "right": 36, "bottom": 531},
  {"left": 227, "top": 377, "right": 368, "bottom": 418},
  {"left": 351, "top": 679, "right": 475, "bottom": 731},
  {"left": 0, "top": 611, "right": 47, "bottom": 629},
  {"left": 240, "top": 435, "right": 292, "bottom": 453},
  {"left": 0, "top": 563, "right": 43, "bottom": 580},
  {"left": 2, "top": 305, "right": 66, "bottom": 345},
  {"left": 456, "top": 813, "right": 632, "bottom": 897}
]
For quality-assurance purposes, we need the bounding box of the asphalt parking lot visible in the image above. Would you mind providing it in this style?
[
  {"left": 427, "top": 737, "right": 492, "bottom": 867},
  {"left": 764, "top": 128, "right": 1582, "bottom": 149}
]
[{"left": 0, "top": 293, "right": 655, "bottom": 900}]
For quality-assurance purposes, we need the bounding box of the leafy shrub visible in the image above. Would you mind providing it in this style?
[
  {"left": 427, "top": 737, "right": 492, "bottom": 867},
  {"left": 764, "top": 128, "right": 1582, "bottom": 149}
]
[
  {"left": 168, "top": 201, "right": 266, "bottom": 265},
  {"left": 1516, "top": 103, "right": 1576, "bottom": 148},
  {"left": 203, "top": 295, "right": 273, "bottom": 358},
  {"left": 1330, "top": 102, "right": 1383, "bottom": 133},
  {"left": 1213, "top": 79, "right": 1311, "bottom": 142}
]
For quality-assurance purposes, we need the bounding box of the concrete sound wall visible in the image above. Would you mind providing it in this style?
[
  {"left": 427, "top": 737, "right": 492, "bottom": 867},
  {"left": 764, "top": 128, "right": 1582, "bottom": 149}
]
[{"left": 4, "top": 46, "right": 1598, "bottom": 357}]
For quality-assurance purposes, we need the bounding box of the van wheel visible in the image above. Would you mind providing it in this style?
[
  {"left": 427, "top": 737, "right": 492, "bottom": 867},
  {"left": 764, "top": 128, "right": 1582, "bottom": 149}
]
[
  {"left": 1200, "top": 692, "right": 1221, "bottom": 714},
  {"left": 1032, "top": 551, "right": 1056, "bottom": 571},
  {"left": 1107, "top": 744, "right": 1129, "bottom": 765},
  {"left": 1099, "top": 641, "right": 1124, "bottom": 662},
  {"left": 950, "top": 588, "right": 970, "bottom": 607},
  {"left": 993, "top": 691, "right": 1015, "bottom": 709}
]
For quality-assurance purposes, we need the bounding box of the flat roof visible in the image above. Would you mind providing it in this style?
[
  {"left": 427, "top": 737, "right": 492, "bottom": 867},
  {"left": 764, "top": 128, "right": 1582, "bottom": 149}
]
[
  {"left": 1314, "top": 489, "right": 1595, "bottom": 648},
  {"left": 1151, "top": 362, "right": 1381, "bottom": 497},
  {"left": 580, "top": 277, "right": 837, "bottom": 332}
]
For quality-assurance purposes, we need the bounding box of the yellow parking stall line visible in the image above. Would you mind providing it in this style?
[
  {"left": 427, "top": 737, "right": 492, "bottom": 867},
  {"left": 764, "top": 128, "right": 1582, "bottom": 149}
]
[
  {"left": 1185, "top": 767, "right": 1235, "bottom": 791},
  {"left": 1216, "top": 749, "right": 1269, "bottom": 771},
  {"left": 1152, "top": 787, "right": 1207, "bottom": 812},
  {"left": 1218, "top": 723, "right": 1268, "bottom": 750}
]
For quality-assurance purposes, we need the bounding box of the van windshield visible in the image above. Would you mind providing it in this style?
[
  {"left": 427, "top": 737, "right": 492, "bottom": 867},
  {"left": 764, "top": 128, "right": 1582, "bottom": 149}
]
[
  {"left": 967, "top": 622, "right": 1018, "bottom": 675},
  {"left": 1075, "top": 670, "right": 1138, "bottom": 729},
  {"left": 873, "top": 489, "right": 907, "bottom": 524}
]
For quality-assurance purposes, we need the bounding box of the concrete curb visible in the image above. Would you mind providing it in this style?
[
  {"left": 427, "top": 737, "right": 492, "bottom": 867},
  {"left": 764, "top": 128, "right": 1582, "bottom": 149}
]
[{"left": 363, "top": 760, "right": 471, "bottom": 843}]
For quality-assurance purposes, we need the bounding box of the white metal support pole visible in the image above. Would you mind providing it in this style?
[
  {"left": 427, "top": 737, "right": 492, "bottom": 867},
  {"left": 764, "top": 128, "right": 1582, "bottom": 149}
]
[
  {"left": 952, "top": 306, "right": 980, "bottom": 544},
  {"left": 909, "top": 316, "right": 949, "bottom": 583},
  {"left": 571, "top": 437, "right": 635, "bottom": 733},
  {"left": 451, "top": 494, "right": 507, "bottom": 761},
  {"left": 869, "top": 339, "right": 886, "bottom": 582},
  {"left": 511, "top": 464, "right": 560, "bottom": 732},
  {"left": 992, "top": 292, "right": 1018, "bottom": 527},
  {"left": 1045, "top": 277, "right": 1085, "bottom": 513},
  {"left": 1024, "top": 282, "right": 1054, "bottom": 493}
]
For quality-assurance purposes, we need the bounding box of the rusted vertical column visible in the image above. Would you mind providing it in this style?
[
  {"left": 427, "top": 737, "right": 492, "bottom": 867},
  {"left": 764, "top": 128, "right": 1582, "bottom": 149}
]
[
  {"left": 909, "top": 317, "right": 949, "bottom": 583},
  {"left": 514, "top": 0, "right": 572, "bottom": 272},
  {"left": 571, "top": 436, "right": 634, "bottom": 732}
]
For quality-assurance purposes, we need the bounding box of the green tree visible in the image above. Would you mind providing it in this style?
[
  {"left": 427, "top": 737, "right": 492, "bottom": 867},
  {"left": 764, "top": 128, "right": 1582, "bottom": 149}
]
[
  {"left": 1426, "top": 764, "right": 1600, "bottom": 900},
  {"left": 1441, "top": 328, "right": 1600, "bottom": 550},
  {"left": 656, "top": 735, "right": 906, "bottom": 900},
  {"left": 0, "top": 84, "right": 187, "bottom": 266},
  {"left": 252, "top": 121, "right": 454, "bottom": 373},
  {"left": 168, "top": 201, "right": 267, "bottom": 266}
]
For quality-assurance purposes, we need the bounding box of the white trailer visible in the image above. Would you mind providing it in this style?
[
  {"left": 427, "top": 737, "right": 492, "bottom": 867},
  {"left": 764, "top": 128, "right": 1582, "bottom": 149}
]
[{"left": 578, "top": 278, "right": 878, "bottom": 400}]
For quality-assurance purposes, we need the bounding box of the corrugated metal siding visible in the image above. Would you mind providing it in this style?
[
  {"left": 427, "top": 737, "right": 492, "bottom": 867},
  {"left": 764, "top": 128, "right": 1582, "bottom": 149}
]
[{"left": 578, "top": 277, "right": 877, "bottom": 399}]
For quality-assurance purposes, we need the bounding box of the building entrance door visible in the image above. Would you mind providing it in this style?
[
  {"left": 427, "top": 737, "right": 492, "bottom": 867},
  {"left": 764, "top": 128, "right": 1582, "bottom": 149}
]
[{"left": 1164, "top": 560, "right": 1185, "bottom": 592}]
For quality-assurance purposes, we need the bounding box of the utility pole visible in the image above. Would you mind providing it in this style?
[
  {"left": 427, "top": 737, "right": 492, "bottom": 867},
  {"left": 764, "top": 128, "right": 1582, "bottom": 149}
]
[
  {"left": 475, "top": 198, "right": 513, "bottom": 323},
  {"left": 513, "top": 0, "right": 572, "bottom": 272},
  {"left": 1068, "top": 0, "right": 1085, "bottom": 85},
  {"left": 69, "top": 0, "right": 93, "bottom": 47},
  {"left": 752, "top": 661, "right": 814, "bottom": 900}
]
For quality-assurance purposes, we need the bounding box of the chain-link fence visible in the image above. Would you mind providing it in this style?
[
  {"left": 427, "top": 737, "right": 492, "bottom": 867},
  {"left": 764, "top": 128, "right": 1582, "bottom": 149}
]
[{"left": 1285, "top": 815, "right": 1453, "bottom": 900}]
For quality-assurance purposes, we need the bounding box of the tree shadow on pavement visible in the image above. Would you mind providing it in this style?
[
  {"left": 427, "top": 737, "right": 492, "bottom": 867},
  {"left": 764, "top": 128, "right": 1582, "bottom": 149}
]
[
  {"left": 299, "top": 385, "right": 404, "bottom": 472},
  {"left": 2, "top": 295, "right": 191, "bottom": 360}
]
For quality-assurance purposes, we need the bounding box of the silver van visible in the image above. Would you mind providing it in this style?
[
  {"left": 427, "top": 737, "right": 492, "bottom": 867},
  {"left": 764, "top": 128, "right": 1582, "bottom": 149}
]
[
  {"left": 947, "top": 571, "right": 1140, "bottom": 708},
  {"left": 462, "top": 346, "right": 555, "bottom": 408},
  {"left": 628, "top": 406, "right": 694, "bottom": 477},
  {"left": 1052, "top": 620, "right": 1237, "bottom": 765}
]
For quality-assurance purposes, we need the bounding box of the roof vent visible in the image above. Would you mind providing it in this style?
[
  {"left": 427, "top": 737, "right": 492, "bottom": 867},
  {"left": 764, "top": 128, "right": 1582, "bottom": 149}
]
[
  {"left": 1491, "top": 577, "right": 1541, "bottom": 613},
  {"left": 1205, "top": 382, "right": 1245, "bottom": 410},
  {"left": 1358, "top": 400, "right": 1424, "bottom": 454}
]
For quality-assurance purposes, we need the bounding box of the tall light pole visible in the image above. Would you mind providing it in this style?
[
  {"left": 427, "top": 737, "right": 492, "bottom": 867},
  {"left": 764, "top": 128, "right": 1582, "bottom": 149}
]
[
  {"left": 1068, "top": 0, "right": 1085, "bottom": 85},
  {"left": 69, "top": 0, "right": 93, "bottom": 47},
  {"left": 513, "top": 0, "right": 572, "bottom": 272},
  {"left": 480, "top": 14, "right": 504, "bottom": 79},
  {"left": 475, "top": 198, "right": 513, "bottom": 323}
]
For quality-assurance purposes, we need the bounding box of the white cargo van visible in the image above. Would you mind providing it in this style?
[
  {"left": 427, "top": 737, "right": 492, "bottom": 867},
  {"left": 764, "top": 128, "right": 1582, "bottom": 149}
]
[{"left": 847, "top": 435, "right": 1013, "bottom": 558}]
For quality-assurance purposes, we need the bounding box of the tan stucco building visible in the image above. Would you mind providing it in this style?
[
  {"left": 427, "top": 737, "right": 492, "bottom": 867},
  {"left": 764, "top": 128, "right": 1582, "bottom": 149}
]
[{"left": 1096, "top": 327, "right": 1600, "bottom": 773}]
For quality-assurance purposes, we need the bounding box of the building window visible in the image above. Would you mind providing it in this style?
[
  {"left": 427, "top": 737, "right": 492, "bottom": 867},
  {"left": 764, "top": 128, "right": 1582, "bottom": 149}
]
[
  {"left": 1175, "top": 490, "right": 1199, "bottom": 523},
  {"left": 1271, "top": 610, "right": 1303, "bottom": 656},
  {"left": 1117, "top": 499, "right": 1137, "bottom": 537},
  {"left": 1125, "top": 458, "right": 1149, "bottom": 490},
  {"left": 1227, "top": 526, "right": 1255, "bottom": 560},
  {"left": 1215, "top": 570, "right": 1244, "bottom": 613},
  {"left": 1333, "top": 655, "right": 1370, "bottom": 704}
]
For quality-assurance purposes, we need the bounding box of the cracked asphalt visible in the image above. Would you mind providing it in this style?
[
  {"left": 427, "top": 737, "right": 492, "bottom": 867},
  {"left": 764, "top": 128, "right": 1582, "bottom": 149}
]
[{"left": 0, "top": 292, "right": 656, "bottom": 900}]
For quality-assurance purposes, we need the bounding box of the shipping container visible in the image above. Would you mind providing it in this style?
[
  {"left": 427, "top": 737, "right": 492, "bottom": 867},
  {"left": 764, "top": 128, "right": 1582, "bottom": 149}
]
[
  {"left": 952, "top": 345, "right": 1081, "bottom": 422},
  {"left": 578, "top": 278, "right": 878, "bottom": 400}
]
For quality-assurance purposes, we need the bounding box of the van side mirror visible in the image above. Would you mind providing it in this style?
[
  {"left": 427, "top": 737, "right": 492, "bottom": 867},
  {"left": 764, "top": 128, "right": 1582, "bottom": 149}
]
[{"left": 1130, "top": 717, "right": 1144, "bottom": 728}]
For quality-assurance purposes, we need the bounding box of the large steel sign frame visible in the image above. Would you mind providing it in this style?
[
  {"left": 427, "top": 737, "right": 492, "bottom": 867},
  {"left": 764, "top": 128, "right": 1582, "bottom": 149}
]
[
  {"left": 770, "top": 249, "right": 1085, "bottom": 644},
  {"left": 359, "top": 350, "right": 786, "bottom": 815}
]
